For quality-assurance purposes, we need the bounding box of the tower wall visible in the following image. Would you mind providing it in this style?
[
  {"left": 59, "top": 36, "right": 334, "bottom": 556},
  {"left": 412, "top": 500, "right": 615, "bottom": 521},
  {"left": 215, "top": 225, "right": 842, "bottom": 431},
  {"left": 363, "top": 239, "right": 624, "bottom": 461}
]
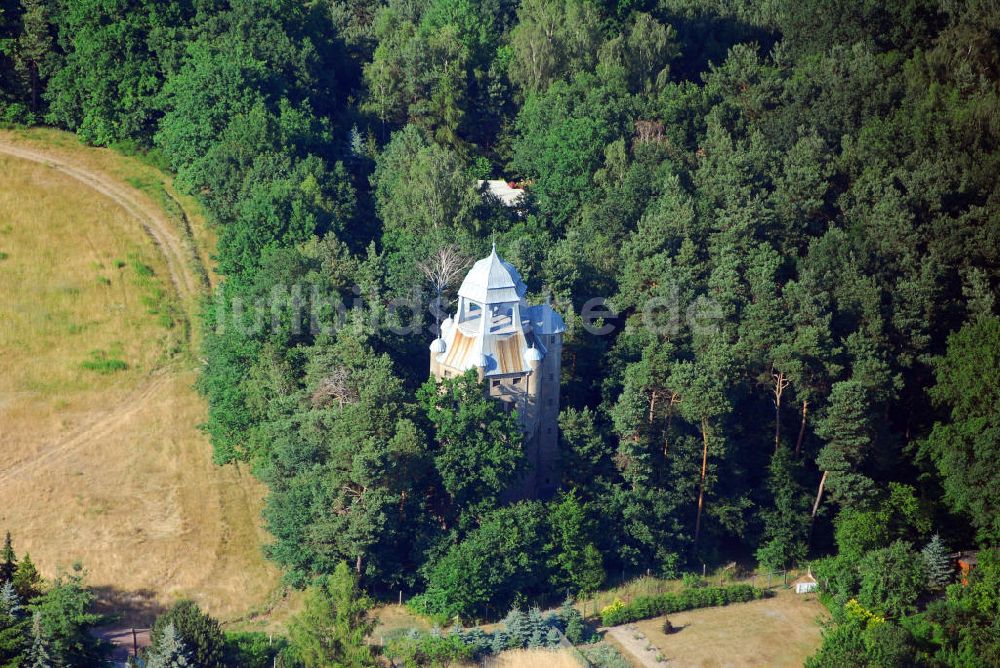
[{"left": 535, "top": 332, "right": 562, "bottom": 495}]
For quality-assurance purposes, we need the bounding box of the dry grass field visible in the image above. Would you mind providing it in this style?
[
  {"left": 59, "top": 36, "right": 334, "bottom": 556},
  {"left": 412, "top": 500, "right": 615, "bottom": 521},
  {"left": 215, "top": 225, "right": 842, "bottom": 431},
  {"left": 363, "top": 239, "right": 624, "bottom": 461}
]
[
  {"left": 371, "top": 603, "right": 435, "bottom": 640},
  {"left": 0, "top": 128, "right": 282, "bottom": 626},
  {"left": 485, "top": 648, "right": 584, "bottom": 668},
  {"left": 606, "top": 588, "right": 827, "bottom": 668}
]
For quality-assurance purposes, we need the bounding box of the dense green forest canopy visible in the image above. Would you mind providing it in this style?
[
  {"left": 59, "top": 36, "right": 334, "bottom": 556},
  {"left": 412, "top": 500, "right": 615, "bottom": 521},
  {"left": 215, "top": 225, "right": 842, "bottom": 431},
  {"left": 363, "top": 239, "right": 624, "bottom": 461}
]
[{"left": 2, "top": 0, "right": 999, "bottom": 664}]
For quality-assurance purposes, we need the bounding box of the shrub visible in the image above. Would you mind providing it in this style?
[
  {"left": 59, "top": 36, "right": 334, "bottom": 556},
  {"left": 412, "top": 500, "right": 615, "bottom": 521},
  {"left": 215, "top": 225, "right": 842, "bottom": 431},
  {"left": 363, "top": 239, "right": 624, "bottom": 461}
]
[
  {"left": 681, "top": 573, "right": 705, "bottom": 589},
  {"left": 844, "top": 598, "right": 886, "bottom": 628},
  {"left": 1, "top": 102, "right": 34, "bottom": 124},
  {"left": 224, "top": 631, "right": 287, "bottom": 668},
  {"left": 599, "top": 598, "right": 625, "bottom": 622},
  {"left": 81, "top": 349, "right": 128, "bottom": 374},
  {"left": 862, "top": 621, "right": 916, "bottom": 667},
  {"left": 129, "top": 255, "right": 155, "bottom": 279},
  {"left": 813, "top": 554, "right": 863, "bottom": 603},
  {"left": 386, "top": 632, "right": 472, "bottom": 668},
  {"left": 806, "top": 616, "right": 917, "bottom": 668},
  {"left": 578, "top": 643, "right": 631, "bottom": 668},
  {"left": 150, "top": 600, "right": 225, "bottom": 668},
  {"left": 805, "top": 620, "right": 867, "bottom": 668},
  {"left": 409, "top": 503, "right": 549, "bottom": 620},
  {"left": 857, "top": 540, "right": 926, "bottom": 618},
  {"left": 599, "top": 584, "right": 768, "bottom": 626}
]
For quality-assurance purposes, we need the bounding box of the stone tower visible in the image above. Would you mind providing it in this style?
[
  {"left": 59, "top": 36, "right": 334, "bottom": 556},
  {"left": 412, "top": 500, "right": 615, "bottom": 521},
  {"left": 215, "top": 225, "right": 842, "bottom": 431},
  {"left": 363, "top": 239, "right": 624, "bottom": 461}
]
[{"left": 429, "top": 246, "right": 564, "bottom": 497}]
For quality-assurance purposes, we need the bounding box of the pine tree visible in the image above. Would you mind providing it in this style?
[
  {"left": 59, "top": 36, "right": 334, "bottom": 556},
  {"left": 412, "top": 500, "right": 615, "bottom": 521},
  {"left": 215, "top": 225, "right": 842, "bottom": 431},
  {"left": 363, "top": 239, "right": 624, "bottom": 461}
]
[
  {"left": 28, "top": 567, "right": 104, "bottom": 665},
  {"left": 557, "top": 598, "right": 574, "bottom": 628},
  {"left": 150, "top": 600, "right": 225, "bottom": 667},
  {"left": 146, "top": 622, "right": 193, "bottom": 668},
  {"left": 526, "top": 607, "right": 546, "bottom": 648},
  {"left": 489, "top": 630, "right": 508, "bottom": 655},
  {"left": 0, "top": 532, "right": 15, "bottom": 584},
  {"left": 26, "top": 612, "right": 52, "bottom": 668},
  {"left": 502, "top": 608, "right": 528, "bottom": 649},
  {"left": 463, "top": 627, "right": 489, "bottom": 657},
  {"left": 0, "top": 581, "right": 21, "bottom": 617},
  {"left": 13, "top": 0, "right": 56, "bottom": 113},
  {"left": 0, "top": 580, "right": 28, "bottom": 666},
  {"left": 559, "top": 599, "right": 585, "bottom": 644},
  {"left": 756, "top": 448, "right": 812, "bottom": 570},
  {"left": 12, "top": 555, "right": 41, "bottom": 601},
  {"left": 287, "top": 562, "right": 376, "bottom": 668},
  {"left": 348, "top": 125, "right": 365, "bottom": 159},
  {"left": 921, "top": 317, "right": 1000, "bottom": 543},
  {"left": 815, "top": 380, "right": 877, "bottom": 510},
  {"left": 921, "top": 534, "right": 953, "bottom": 592}
]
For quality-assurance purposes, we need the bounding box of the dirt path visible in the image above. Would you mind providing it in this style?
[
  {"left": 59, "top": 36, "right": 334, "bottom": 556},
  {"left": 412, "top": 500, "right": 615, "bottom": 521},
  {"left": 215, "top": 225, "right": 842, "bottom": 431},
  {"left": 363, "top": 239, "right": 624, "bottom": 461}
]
[
  {"left": 606, "top": 625, "right": 664, "bottom": 668},
  {"left": 0, "top": 140, "right": 206, "bottom": 487},
  {"left": 0, "top": 138, "right": 281, "bottom": 625},
  {"left": 92, "top": 626, "right": 150, "bottom": 666},
  {"left": 0, "top": 140, "right": 202, "bottom": 307},
  {"left": 0, "top": 373, "right": 171, "bottom": 486}
]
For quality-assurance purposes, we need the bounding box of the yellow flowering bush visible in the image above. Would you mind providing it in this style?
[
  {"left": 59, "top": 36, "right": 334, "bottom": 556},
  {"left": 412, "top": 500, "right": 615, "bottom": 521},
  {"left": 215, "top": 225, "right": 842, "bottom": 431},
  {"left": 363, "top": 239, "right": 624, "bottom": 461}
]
[
  {"left": 600, "top": 598, "right": 626, "bottom": 623},
  {"left": 845, "top": 598, "right": 886, "bottom": 628}
]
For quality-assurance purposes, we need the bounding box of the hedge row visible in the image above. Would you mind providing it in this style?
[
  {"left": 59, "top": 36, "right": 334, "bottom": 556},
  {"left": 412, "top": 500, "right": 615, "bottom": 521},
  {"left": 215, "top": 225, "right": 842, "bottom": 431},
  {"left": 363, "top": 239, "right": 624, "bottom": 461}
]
[{"left": 600, "top": 584, "right": 771, "bottom": 626}]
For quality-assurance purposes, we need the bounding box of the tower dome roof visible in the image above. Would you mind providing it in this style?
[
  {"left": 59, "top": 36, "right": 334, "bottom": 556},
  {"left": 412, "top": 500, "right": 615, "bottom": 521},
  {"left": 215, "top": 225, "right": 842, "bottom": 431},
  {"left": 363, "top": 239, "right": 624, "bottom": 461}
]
[
  {"left": 429, "top": 338, "right": 447, "bottom": 354},
  {"left": 458, "top": 244, "right": 527, "bottom": 305}
]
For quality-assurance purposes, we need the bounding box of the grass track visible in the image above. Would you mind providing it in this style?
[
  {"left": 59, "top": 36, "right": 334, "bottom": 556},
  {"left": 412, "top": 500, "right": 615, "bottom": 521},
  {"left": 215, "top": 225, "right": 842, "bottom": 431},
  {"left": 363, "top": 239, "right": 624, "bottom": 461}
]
[{"left": 0, "top": 128, "right": 282, "bottom": 626}]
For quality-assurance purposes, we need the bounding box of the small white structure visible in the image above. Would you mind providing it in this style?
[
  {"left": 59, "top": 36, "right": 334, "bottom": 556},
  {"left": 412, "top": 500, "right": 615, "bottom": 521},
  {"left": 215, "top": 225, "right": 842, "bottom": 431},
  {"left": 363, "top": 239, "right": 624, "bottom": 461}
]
[
  {"left": 478, "top": 180, "right": 525, "bottom": 207},
  {"left": 794, "top": 572, "right": 819, "bottom": 594}
]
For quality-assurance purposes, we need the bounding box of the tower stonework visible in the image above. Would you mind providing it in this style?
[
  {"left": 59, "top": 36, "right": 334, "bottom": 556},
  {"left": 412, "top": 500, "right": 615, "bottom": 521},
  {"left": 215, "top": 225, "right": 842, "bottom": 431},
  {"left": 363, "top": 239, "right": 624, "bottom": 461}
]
[{"left": 428, "top": 246, "right": 564, "bottom": 497}]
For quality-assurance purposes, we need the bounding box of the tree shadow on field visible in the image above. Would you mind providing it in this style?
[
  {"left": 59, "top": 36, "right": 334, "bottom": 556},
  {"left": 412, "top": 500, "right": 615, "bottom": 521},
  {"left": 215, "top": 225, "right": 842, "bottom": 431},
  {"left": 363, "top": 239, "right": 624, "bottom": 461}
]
[{"left": 91, "top": 585, "right": 166, "bottom": 627}]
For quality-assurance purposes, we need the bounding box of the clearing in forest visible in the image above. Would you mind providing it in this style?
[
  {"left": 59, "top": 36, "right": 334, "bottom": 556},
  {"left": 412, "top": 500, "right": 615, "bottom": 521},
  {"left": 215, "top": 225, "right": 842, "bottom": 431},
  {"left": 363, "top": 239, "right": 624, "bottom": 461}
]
[
  {"left": 0, "top": 128, "right": 281, "bottom": 626},
  {"left": 606, "top": 588, "right": 827, "bottom": 668}
]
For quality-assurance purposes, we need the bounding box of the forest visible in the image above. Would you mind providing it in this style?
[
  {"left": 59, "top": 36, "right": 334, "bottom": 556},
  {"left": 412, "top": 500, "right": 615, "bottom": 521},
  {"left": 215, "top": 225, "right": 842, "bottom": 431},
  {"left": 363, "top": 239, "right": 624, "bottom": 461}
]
[{"left": 1, "top": 0, "right": 999, "bottom": 665}]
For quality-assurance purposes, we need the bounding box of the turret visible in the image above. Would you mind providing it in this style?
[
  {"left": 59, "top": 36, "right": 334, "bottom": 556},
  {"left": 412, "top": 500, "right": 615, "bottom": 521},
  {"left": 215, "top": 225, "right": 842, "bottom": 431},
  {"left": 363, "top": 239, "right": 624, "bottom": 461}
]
[
  {"left": 429, "top": 337, "right": 446, "bottom": 376},
  {"left": 524, "top": 344, "right": 542, "bottom": 396}
]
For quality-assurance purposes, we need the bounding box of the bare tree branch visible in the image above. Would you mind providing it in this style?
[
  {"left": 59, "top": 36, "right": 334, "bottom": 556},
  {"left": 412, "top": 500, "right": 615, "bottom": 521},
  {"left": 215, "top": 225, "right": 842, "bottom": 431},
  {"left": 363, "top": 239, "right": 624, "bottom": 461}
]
[
  {"left": 418, "top": 244, "right": 471, "bottom": 295},
  {"left": 419, "top": 244, "right": 472, "bottom": 327},
  {"left": 311, "top": 366, "right": 359, "bottom": 408}
]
